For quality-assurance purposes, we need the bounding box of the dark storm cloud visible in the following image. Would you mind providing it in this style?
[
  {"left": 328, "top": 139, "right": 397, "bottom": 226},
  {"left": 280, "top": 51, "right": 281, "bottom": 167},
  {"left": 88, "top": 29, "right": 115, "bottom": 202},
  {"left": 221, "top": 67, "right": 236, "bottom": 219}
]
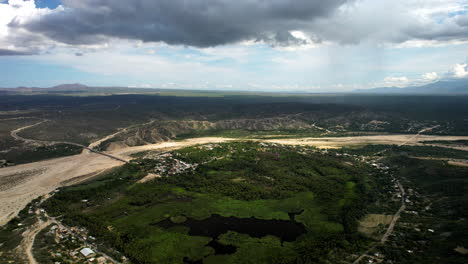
[
  {"left": 16, "top": 0, "right": 350, "bottom": 47},
  {"left": 0, "top": 48, "right": 34, "bottom": 56}
]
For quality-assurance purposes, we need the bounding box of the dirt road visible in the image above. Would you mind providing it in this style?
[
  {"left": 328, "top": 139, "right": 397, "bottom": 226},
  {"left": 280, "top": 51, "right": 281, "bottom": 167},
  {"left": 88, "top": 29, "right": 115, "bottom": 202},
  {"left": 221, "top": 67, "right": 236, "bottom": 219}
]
[
  {"left": 352, "top": 180, "right": 406, "bottom": 264},
  {"left": 381, "top": 181, "right": 406, "bottom": 243},
  {"left": 26, "top": 220, "right": 50, "bottom": 264},
  {"left": 11, "top": 120, "right": 128, "bottom": 163},
  {"left": 18, "top": 219, "right": 50, "bottom": 264},
  {"left": 10, "top": 121, "right": 49, "bottom": 145}
]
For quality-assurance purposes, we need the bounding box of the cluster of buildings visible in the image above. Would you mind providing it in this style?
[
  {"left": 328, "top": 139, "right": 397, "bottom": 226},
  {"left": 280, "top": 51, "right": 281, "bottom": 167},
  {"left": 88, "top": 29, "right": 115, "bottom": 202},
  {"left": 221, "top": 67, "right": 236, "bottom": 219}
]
[
  {"left": 144, "top": 152, "right": 199, "bottom": 176},
  {"left": 44, "top": 224, "right": 115, "bottom": 264}
]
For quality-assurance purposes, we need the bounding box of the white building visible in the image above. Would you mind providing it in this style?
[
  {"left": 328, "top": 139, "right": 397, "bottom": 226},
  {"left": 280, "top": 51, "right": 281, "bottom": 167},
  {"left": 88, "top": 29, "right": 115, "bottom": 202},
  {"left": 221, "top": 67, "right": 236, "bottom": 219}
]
[{"left": 80, "top": 247, "right": 95, "bottom": 258}]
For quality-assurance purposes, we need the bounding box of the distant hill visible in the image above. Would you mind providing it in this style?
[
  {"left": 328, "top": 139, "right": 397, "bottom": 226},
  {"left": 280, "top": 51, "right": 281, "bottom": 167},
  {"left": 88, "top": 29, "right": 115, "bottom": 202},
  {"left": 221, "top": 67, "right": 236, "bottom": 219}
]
[
  {"left": 2, "top": 80, "right": 468, "bottom": 95},
  {"left": 49, "top": 83, "right": 90, "bottom": 91},
  {"left": 0, "top": 83, "right": 91, "bottom": 92},
  {"left": 0, "top": 83, "right": 161, "bottom": 94},
  {"left": 353, "top": 78, "right": 468, "bottom": 94}
]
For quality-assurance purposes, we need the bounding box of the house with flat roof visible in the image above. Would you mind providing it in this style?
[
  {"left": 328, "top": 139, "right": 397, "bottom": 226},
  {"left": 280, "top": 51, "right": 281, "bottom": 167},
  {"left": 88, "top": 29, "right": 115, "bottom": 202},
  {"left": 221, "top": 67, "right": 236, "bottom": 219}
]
[{"left": 80, "top": 247, "right": 95, "bottom": 258}]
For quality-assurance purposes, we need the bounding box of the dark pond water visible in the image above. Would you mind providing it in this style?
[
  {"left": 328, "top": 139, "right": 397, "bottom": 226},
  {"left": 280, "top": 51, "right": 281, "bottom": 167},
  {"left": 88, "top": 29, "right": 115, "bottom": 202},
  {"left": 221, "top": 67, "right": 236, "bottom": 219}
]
[
  {"left": 155, "top": 213, "right": 306, "bottom": 242},
  {"left": 182, "top": 239, "right": 237, "bottom": 263},
  {"left": 157, "top": 213, "right": 306, "bottom": 262},
  {"left": 207, "top": 239, "right": 237, "bottom": 254},
  {"left": 183, "top": 257, "right": 203, "bottom": 264}
]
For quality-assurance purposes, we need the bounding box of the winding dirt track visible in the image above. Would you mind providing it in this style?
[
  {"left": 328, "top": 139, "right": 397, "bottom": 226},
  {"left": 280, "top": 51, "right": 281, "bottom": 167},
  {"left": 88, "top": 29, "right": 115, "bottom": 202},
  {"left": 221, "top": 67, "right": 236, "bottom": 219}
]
[
  {"left": 10, "top": 121, "right": 48, "bottom": 145},
  {"left": 1, "top": 132, "right": 468, "bottom": 226},
  {"left": 23, "top": 219, "right": 50, "bottom": 264}
]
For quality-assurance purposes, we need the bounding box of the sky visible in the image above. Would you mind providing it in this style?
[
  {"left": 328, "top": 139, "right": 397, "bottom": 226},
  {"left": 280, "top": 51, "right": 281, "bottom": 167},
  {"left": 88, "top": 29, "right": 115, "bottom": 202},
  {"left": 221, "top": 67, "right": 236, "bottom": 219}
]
[{"left": 0, "top": 0, "right": 468, "bottom": 91}]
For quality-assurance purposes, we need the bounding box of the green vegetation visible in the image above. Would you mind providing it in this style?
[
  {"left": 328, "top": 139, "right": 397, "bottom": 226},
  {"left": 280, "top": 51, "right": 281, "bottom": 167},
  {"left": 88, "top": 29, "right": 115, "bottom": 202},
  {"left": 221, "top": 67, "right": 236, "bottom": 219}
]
[
  {"left": 0, "top": 144, "right": 82, "bottom": 165},
  {"left": 0, "top": 93, "right": 467, "bottom": 263},
  {"left": 0, "top": 118, "right": 38, "bottom": 150},
  {"left": 0, "top": 200, "right": 39, "bottom": 263},
  {"left": 41, "top": 142, "right": 377, "bottom": 263}
]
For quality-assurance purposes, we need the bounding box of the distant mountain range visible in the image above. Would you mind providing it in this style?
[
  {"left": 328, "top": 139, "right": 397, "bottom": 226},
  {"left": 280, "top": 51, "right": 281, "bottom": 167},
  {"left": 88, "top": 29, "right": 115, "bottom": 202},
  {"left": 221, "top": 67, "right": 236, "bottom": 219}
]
[
  {"left": 0, "top": 83, "right": 158, "bottom": 94},
  {"left": 1, "top": 83, "right": 91, "bottom": 92},
  {"left": 353, "top": 78, "right": 468, "bottom": 94},
  {"left": 1, "top": 79, "right": 468, "bottom": 95}
]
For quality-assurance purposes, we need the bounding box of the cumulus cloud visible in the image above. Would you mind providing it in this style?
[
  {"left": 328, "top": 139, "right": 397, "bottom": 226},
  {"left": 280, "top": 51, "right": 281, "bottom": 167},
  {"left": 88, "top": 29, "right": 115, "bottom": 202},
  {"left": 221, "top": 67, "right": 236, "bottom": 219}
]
[
  {"left": 422, "top": 72, "right": 439, "bottom": 81},
  {"left": 0, "top": 0, "right": 56, "bottom": 55},
  {"left": 451, "top": 63, "right": 468, "bottom": 78},
  {"left": 309, "top": 0, "right": 468, "bottom": 45}
]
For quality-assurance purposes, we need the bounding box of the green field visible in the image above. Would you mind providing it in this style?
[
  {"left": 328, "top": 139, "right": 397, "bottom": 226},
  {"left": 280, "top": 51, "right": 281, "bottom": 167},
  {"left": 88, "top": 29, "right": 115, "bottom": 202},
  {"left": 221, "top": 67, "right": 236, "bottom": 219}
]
[{"left": 41, "top": 142, "right": 376, "bottom": 263}]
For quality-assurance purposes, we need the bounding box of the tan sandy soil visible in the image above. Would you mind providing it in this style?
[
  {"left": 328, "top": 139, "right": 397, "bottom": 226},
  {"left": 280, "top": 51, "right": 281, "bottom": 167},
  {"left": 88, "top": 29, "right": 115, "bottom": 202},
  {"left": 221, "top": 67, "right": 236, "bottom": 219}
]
[
  {"left": 410, "top": 156, "right": 468, "bottom": 167},
  {"left": 87, "top": 125, "right": 131, "bottom": 150},
  {"left": 23, "top": 219, "right": 50, "bottom": 264},
  {"left": 262, "top": 134, "right": 468, "bottom": 149},
  {"left": 0, "top": 152, "right": 123, "bottom": 226},
  {"left": 109, "top": 137, "right": 237, "bottom": 157},
  {"left": 138, "top": 173, "right": 161, "bottom": 183},
  {"left": 448, "top": 161, "right": 468, "bottom": 167},
  {"left": 106, "top": 141, "right": 128, "bottom": 151},
  {"left": 424, "top": 143, "right": 468, "bottom": 151},
  {"left": 454, "top": 246, "right": 468, "bottom": 255}
]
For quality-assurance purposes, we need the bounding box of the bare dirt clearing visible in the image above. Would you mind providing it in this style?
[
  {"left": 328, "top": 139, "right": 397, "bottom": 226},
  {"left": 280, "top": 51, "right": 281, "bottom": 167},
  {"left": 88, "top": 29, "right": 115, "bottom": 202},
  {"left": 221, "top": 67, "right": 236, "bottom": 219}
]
[
  {"left": 358, "top": 214, "right": 394, "bottom": 239},
  {"left": 138, "top": 173, "right": 161, "bottom": 183}
]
